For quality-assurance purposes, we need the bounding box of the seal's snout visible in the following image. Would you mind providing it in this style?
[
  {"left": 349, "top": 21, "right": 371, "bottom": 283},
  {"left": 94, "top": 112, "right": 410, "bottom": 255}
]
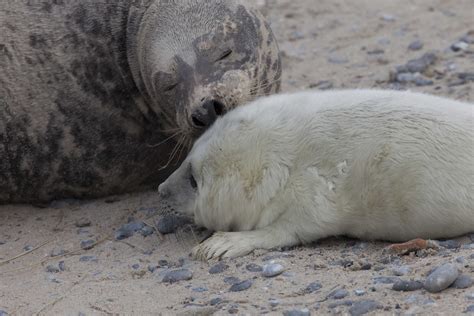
[{"left": 191, "top": 99, "right": 225, "bottom": 128}]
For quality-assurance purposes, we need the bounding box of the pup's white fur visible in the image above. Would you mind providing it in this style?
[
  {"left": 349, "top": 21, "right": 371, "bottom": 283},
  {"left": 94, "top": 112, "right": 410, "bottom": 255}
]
[{"left": 159, "top": 89, "right": 474, "bottom": 260}]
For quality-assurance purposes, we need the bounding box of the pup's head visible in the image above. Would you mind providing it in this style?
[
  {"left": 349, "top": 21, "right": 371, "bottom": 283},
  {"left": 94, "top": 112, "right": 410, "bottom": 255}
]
[{"left": 158, "top": 106, "right": 294, "bottom": 232}]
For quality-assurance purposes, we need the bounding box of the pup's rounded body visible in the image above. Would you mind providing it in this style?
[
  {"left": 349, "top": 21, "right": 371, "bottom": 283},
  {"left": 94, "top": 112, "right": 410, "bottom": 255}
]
[
  {"left": 159, "top": 89, "right": 474, "bottom": 260},
  {"left": 0, "top": 0, "right": 281, "bottom": 203}
]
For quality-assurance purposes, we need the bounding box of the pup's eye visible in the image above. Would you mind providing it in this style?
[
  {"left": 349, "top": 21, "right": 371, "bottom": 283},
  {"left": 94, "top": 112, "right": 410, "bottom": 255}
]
[
  {"left": 190, "top": 174, "right": 197, "bottom": 189},
  {"left": 164, "top": 82, "right": 178, "bottom": 92}
]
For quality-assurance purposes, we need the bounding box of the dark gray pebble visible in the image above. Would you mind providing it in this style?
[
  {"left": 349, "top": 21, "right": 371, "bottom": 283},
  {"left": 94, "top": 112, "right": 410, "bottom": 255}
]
[
  {"left": 209, "top": 297, "right": 223, "bottom": 306},
  {"left": 50, "top": 248, "right": 66, "bottom": 257},
  {"left": 396, "top": 52, "right": 437, "bottom": 74},
  {"left": 309, "top": 80, "right": 333, "bottom": 90},
  {"left": 349, "top": 300, "right": 383, "bottom": 316},
  {"left": 223, "top": 276, "right": 240, "bottom": 285},
  {"left": 438, "top": 239, "right": 461, "bottom": 249},
  {"left": 229, "top": 279, "right": 253, "bottom": 292},
  {"left": 0, "top": 310, "right": 7, "bottom": 316},
  {"left": 458, "top": 73, "right": 474, "bottom": 82},
  {"left": 80, "top": 239, "right": 95, "bottom": 250},
  {"left": 304, "top": 282, "right": 322, "bottom": 293},
  {"left": 408, "top": 40, "right": 423, "bottom": 51},
  {"left": 79, "top": 255, "right": 98, "bottom": 262},
  {"left": 465, "top": 305, "right": 474, "bottom": 313},
  {"left": 209, "top": 262, "right": 229, "bottom": 274},
  {"left": 131, "top": 264, "right": 140, "bottom": 270},
  {"left": 46, "top": 264, "right": 60, "bottom": 273},
  {"left": 451, "top": 274, "right": 473, "bottom": 289},
  {"left": 75, "top": 218, "right": 91, "bottom": 228},
  {"left": 148, "top": 265, "right": 159, "bottom": 273},
  {"left": 329, "top": 288, "right": 349, "bottom": 300},
  {"left": 192, "top": 286, "right": 208, "bottom": 292},
  {"left": 114, "top": 221, "right": 145, "bottom": 240},
  {"left": 162, "top": 269, "right": 193, "bottom": 283},
  {"left": 424, "top": 263, "right": 459, "bottom": 293},
  {"left": 328, "top": 300, "right": 353, "bottom": 309},
  {"left": 156, "top": 214, "right": 191, "bottom": 235},
  {"left": 23, "top": 245, "right": 33, "bottom": 251},
  {"left": 392, "top": 280, "right": 423, "bottom": 291},
  {"left": 451, "top": 41, "right": 469, "bottom": 52},
  {"left": 246, "top": 263, "right": 263, "bottom": 272},
  {"left": 158, "top": 259, "right": 169, "bottom": 267},
  {"left": 58, "top": 261, "right": 65, "bottom": 271},
  {"left": 373, "top": 276, "right": 399, "bottom": 284},
  {"left": 282, "top": 308, "right": 310, "bottom": 316}
]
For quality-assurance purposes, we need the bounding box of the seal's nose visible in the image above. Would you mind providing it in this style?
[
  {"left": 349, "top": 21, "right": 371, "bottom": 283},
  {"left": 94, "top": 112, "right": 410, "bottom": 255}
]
[{"left": 191, "top": 99, "right": 225, "bottom": 128}]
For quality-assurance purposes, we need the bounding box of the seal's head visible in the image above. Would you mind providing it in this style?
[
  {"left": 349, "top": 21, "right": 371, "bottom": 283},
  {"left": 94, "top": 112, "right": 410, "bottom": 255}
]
[
  {"left": 128, "top": 0, "right": 282, "bottom": 142},
  {"left": 158, "top": 99, "right": 293, "bottom": 232}
]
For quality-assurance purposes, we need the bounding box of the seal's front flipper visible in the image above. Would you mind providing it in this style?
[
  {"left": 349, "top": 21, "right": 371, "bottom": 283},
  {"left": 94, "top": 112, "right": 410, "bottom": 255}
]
[{"left": 192, "top": 223, "right": 299, "bottom": 261}]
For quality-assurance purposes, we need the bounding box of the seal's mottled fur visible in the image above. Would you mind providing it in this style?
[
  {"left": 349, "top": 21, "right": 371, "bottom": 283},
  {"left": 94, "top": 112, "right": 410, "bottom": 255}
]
[{"left": 0, "top": 0, "right": 281, "bottom": 203}]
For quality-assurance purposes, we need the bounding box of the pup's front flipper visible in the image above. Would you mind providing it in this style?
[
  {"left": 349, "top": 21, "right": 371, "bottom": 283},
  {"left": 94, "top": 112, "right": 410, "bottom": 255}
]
[{"left": 192, "top": 224, "right": 299, "bottom": 261}]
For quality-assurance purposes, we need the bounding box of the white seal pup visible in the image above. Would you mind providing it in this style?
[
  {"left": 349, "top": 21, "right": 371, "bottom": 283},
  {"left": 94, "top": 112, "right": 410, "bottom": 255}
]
[{"left": 158, "top": 89, "right": 474, "bottom": 260}]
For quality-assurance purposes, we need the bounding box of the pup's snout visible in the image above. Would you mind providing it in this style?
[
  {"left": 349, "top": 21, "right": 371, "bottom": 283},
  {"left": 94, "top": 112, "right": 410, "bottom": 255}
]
[
  {"left": 190, "top": 99, "right": 225, "bottom": 128},
  {"left": 158, "top": 184, "right": 171, "bottom": 199}
]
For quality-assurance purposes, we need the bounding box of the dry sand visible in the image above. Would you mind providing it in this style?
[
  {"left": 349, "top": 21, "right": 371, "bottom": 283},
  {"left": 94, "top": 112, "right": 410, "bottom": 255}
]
[{"left": 1, "top": 0, "right": 473, "bottom": 315}]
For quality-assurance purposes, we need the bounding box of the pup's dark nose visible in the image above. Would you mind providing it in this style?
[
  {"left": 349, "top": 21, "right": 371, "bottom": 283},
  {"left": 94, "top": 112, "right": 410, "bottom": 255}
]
[{"left": 191, "top": 99, "right": 225, "bottom": 128}]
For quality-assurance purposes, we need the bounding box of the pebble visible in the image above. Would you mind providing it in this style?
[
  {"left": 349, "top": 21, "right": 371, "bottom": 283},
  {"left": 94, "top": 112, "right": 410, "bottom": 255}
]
[
  {"left": 458, "top": 72, "right": 474, "bottom": 82},
  {"left": 229, "top": 279, "right": 253, "bottom": 292},
  {"left": 349, "top": 300, "right": 383, "bottom": 316},
  {"left": 209, "top": 262, "right": 229, "bottom": 274},
  {"left": 50, "top": 247, "right": 66, "bottom": 257},
  {"left": 467, "top": 293, "right": 474, "bottom": 300},
  {"left": 408, "top": 40, "right": 423, "bottom": 51},
  {"left": 75, "top": 218, "right": 91, "bottom": 227},
  {"left": 156, "top": 214, "right": 190, "bottom": 234},
  {"left": 209, "top": 297, "right": 223, "bottom": 306},
  {"left": 80, "top": 239, "right": 95, "bottom": 250},
  {"left": 328, "top": 53, "right": 349, "bottom": 64},
  {"left": 0, "top": 311, "right": 7, "bottom": 316},
  {"left": 309, "top": 80, "right": 333, "bottom": 90},
  {"left": 451, "top": 274, "right": 473, "bottom": 289},
  {"left": 283, "top": 308, "right": 310, "bottom": 316},
  {"left": 114, "top": 221, "right": 145, "bottom": 240},
  {"left": 140, "top": 225, "right": 155, "bottom": 237},
  {"left": 148, "top": 265, "right": 159, "bottom": 273},
  {"left": 461, "top": 31, "right": 474, "bottom": 44},
  {"left": 269, "top": 298, "right": 280, "bottom": 307},
  {"left": 328, "top": 300, "right": 353, "bottom": 309},
  {"left": 262, "top": 263, "right": 285, "bottom": 277},
  {"left": 396, "top": 52, "right": 437, "bottom": 74},
  {"left": 451, "top": 41, "right": 469, "bottom": 52},
  {"left": 46, "top": 264, "right": 60, "bottom": 273},
  {"left": 58, "top": 261, "right": 66, "bottom": 271},
  {"left": 380, "top": 14, "right": 396, "bottom": 22},
  {"left": 354, "top": 289, "right": 366, "bottom": 296},
  {"left": 79, "top": 255, "right": 98, "bottom": 262},
  {"left": 329, "top": 288, "right": 349, "bottom": 300},
  {"left": 423, "top": 263, "right": 459, "bottom": 293},
  {"left": 246, "top": 263, "right": 263, "bottom": 272},
  {"left": 288, "top": 31, "right": 305, "bottom": 41},
  {"left": 392, "top": 266, "right": 411, "bottom": 276},
  {"left": 162, "top": 269, "right": 193, "bottom": 283},
  {"left": 373, "top": 276, "right": 399, "bottom": 284},
  {"left": 438, "top": 239, "right": 460, "bottom": 249},
  {"left": 131, "top": 264, "right": 140, "bottom": 270},
  {"left": 392, "top": 280, "right": 423, "bottom": 292},
  {"left": 23, "top": 245, "right": 33, "bottom": 251},
  {"left": 223, "top": 276, "right": 240, "bottom": 285},
  {"left": 465, "top": 305, "right": 474, "bottom": 313},
  {"left": 192, "top": 286, "right": 208, "bottom": 292},
  {"left": 304, "top": 282, "right": 322, "bottom": 293}
]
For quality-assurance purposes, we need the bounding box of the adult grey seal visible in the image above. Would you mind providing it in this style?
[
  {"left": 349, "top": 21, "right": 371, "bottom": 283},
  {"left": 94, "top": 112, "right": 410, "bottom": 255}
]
[
  {"left": 158, "top": 89, "right": 473, "bottom": 260},
  {"left": 0, "top": 0, "right": 282, "bottom": 203}
]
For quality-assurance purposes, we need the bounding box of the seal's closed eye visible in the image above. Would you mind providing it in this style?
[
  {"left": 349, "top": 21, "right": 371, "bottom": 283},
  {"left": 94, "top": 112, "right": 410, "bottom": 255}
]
[{"left": 190, "top": 174, "right": 198, "bottom": 189}]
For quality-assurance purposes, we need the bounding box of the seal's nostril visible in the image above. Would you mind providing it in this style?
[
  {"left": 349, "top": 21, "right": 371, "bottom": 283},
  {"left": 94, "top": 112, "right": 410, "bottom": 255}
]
[{"left": 191, "top": 99, "right": 226, "bottom": 129}]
